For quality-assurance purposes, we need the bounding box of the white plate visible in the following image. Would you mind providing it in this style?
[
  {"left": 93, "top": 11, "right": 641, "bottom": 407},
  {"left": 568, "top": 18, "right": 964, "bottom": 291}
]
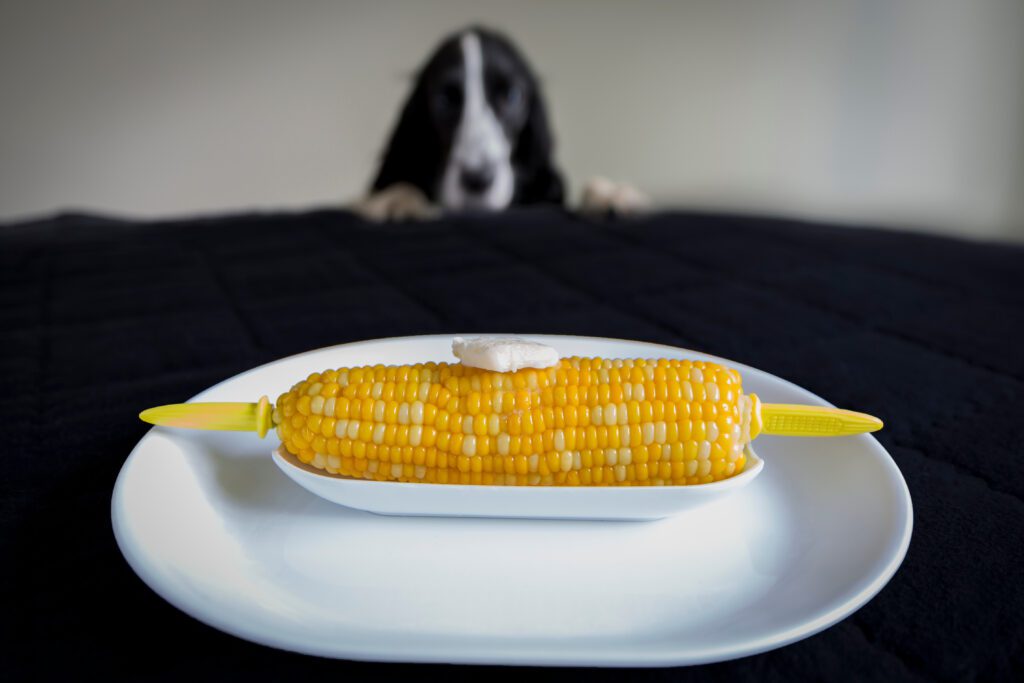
[
  {"left": 271, "top": 445, "right": 763, "bottom": 521},
  {"left": 112, "top": 334, "right": 912, "bottom": 667}
]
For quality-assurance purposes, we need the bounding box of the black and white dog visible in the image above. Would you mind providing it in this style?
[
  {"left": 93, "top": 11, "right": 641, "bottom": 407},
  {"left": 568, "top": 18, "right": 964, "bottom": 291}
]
[{"left": 357, "top": 26, "right": 646, "bottom": 220}]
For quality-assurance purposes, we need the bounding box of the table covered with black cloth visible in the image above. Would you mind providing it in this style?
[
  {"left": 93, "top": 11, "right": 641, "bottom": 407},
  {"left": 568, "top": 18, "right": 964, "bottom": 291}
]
[{"left": 2, "top": 208, "right": 1022, "bottom": 681}]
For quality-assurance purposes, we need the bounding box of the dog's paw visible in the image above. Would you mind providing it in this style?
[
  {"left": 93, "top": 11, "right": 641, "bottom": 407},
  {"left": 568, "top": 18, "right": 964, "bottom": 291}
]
[
  {"left": 579, "top": 177, "right": 650, "bottom": 217},
  {"left": 352, "top": 183, "right": 440, "bottom": 222}
]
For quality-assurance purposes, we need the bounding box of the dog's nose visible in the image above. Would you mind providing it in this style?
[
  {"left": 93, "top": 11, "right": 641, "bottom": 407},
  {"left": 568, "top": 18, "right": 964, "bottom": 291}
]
[{"left": 459, "top": 164, "right": 495, "bottom": 194}]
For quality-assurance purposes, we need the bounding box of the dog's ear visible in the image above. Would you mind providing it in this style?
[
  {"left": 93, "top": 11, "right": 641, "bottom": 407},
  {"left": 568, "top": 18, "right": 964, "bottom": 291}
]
[
  {"left": 512, "top": 84, "right": 565, "bottom": 205},
  {"left": 370, "top": 77, "right": 444, "bottom": 200}
]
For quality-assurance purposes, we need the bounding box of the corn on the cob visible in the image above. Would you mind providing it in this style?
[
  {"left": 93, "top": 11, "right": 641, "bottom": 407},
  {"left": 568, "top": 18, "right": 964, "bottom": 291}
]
[{"left": 273, "top": 357, "right": 762, "bottom": 486}]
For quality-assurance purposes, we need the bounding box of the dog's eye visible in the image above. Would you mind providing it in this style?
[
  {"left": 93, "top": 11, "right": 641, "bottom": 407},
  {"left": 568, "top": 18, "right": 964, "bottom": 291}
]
[
  {"left": 504, "top": 83, "right": 522, "bottom": 108},
  {"left": 436, "top": 83, "right": 463, "bottom": 112},
  {"left": 492, "top": 78, "right": 523, "bottom": 110}
]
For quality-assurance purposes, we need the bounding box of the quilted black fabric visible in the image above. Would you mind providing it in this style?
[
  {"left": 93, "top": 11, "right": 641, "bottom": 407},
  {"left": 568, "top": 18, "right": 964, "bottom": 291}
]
[{"left": 2, "top": 208, "right": 1022, "bottom": 682}]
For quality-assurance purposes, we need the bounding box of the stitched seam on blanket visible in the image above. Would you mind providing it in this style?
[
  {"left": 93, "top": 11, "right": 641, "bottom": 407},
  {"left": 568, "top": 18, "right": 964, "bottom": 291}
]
[
  {"left": 604, "top": 228, "right": 1024, "bottom": 385},
  {"left": 21, "top": 362, "right": 260, "bottom": 406},
  {"left": 892, "top": 439, "right": 1024, "bottom": 506},
  {"left": 740, "top": 223, "right": 1024, "bottom": 306},
  {"left": 675, "top": 212, "right": 1024, "bottom": 302},
  {"left": 457, "top": 226, "right": 705, "bottom": 346},
  {"left": 188, "top": 242, "right": 266, "bottom": 354},
  {"left": 846, "top": 617, "right": 932, "bottom": 682},
  {"left": 31, "top": 250, "right": 51, "bottom": 456},
  {"left": 870, "top": 325, "right": 1024, "bottom": 383},
  {"left": 321, "top": 241, "right": 450, "bottom": 327},
  {"left": 11, "top": 302, "right": 239, "bottom": 335}
]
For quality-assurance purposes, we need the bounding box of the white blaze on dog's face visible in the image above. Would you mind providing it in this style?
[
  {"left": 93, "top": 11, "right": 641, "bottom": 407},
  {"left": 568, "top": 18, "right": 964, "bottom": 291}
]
[
  {"left": 370, "top": 26, "right": 564, "bottom": 212},
  {"left": 440, "top": 32, "right": 515, "bottom": 211}
]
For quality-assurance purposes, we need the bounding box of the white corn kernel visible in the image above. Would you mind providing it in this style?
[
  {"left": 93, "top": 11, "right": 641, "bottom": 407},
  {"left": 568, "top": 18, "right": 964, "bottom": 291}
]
[
  {"left": 707, "top": 421, "right": 719, "bottom": 442},
  {"left": 642, "top": 423, "right": 655, "bottom": 445},
  {"left": 560, "top": 451, "right": 573, "bottom": 472},
  {"left": 310, "top": 396, "right": 325, "bottom": 415},
  {"left": 655, "top": 421, "right": 667, "bottom": 443}
]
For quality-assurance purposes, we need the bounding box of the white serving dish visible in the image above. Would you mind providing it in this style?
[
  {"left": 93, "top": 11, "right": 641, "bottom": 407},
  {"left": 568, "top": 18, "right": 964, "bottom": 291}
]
[{"left": 272, "top": 444, "right": 763, "bottom": 521}]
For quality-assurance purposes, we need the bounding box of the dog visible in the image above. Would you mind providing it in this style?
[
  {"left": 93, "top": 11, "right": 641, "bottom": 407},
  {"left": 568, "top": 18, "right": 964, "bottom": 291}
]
[{"left": 356, "top": 26, "right": 647, "bottom": 220}]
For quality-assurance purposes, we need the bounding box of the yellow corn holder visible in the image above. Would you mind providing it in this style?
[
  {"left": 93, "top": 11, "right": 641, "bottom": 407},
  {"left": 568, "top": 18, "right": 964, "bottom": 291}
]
[
  {"left": 140, "top": 357, "right": 882, "bottom": 486},
  {"left": 140, "top": 395, "right": 272, "bottom": 438}
]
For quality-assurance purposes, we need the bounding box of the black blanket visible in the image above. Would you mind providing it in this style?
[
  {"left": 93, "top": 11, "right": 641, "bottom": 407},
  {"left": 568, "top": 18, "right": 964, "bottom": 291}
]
[{"left": 2, "top": 208, "right": 1022, "bottom": 681}]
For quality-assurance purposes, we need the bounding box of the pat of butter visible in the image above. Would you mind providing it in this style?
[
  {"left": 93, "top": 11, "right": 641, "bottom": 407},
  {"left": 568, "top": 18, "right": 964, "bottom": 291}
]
[{"left": 452, "top": 337, "right": 560, "bottom": 373}]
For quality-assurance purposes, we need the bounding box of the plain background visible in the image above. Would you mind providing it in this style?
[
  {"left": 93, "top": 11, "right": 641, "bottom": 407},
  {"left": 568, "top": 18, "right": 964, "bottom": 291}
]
[{"left": 1, "top": 0, "right": 1022, "bottom": 241}]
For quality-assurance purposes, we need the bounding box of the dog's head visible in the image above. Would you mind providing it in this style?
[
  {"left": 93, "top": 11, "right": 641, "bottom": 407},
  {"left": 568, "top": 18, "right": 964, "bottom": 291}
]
[{"left": 371, "top": 26, "right": 564, "bottom": 210}]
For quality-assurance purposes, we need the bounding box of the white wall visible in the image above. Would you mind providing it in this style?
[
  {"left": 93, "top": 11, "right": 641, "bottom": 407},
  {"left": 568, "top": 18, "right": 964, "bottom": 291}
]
[{"left": 1, "top": 0, "right": 1022, "bottom": 241}]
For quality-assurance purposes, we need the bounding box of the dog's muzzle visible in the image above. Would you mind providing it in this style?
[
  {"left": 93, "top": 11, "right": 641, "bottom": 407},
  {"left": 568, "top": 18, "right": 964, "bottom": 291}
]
[{"left": 459, "top": 163, "right": 496, "bottom": 194}]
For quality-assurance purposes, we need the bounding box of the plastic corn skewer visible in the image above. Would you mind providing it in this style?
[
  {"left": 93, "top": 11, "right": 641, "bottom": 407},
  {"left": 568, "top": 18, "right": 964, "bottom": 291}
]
[{"left": 140, "top": 357, "right": 882, "bottom": 486}]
